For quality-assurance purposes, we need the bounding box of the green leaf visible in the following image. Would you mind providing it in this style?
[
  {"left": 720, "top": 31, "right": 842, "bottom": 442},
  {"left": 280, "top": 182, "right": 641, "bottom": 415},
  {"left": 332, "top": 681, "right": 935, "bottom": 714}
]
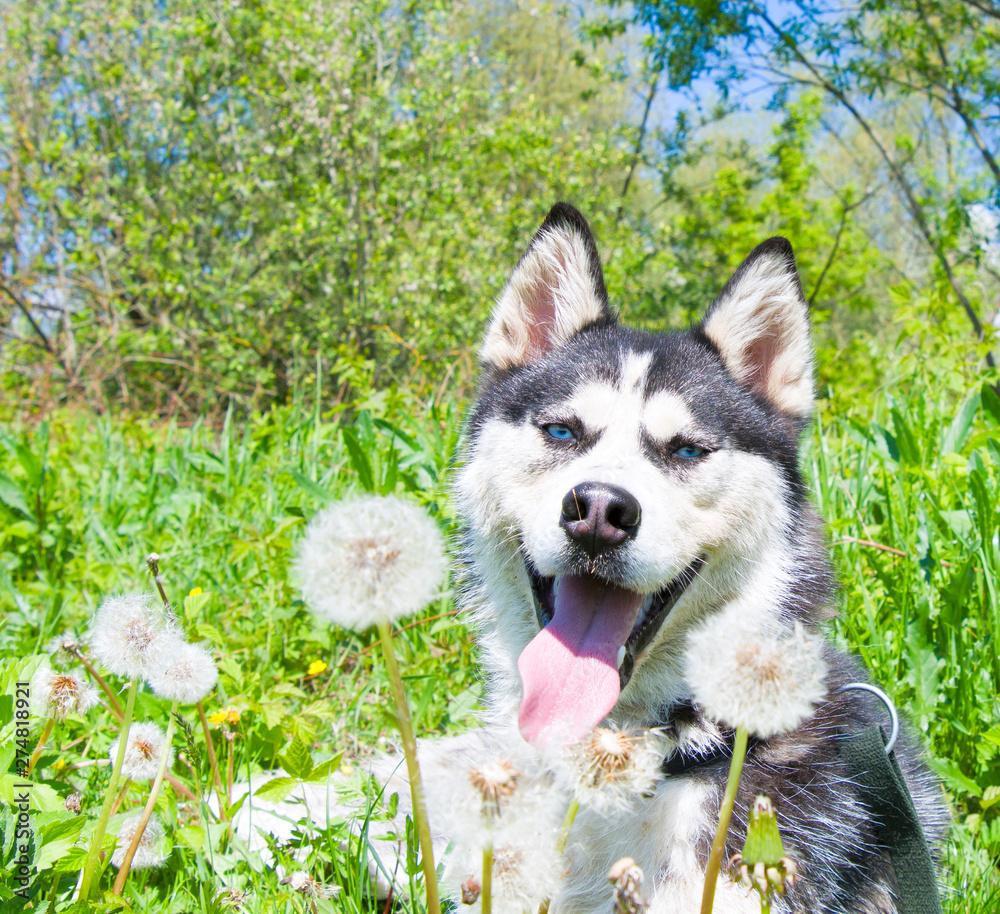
[
  {"left": 183, "top": 452, "right": 226, "bottom": 475},
  {"left": 224, "top": 792, "right": 248, "bottom": 819},
  {"left": 969, "top": 468, "right": 995, "bottom": 546},
  {"left": 890, "top": 407, "right": 921, "bottom": 465},
  {"left": 0, "top": 473, "right": 32, "bottom": 519},
  {"left": 929, "top": 757, "right": 982, "bottom": 797},
  {"left": 304, "top": 751, "right": 344, "bottom": 783},
  {"left": 279, "top": 735, "right": 313, "bottom": 780},
  {"left": 342, "top": 427, "right": 375, "bottom": 492},
  {"left": 981, "top": 383, "right": 1000, "bottom": 426},
  {"left": 14, "top": 441, "right": 43, "bottom": 490},
  {"left": 941, "top": 390, "right": 979, "bottom": 454},
  {"left": 290, "top": 471, "right": 332, "bottom": 503},
  {"left": 980, "top": 785, "right": 1000, "bottom": 811},
  {"left": 52, "top": 845, "right": 90, "bottom": 873},
  {"left": 252, "top": 777, "right": 298, "bottom": 804},
  {"left": 182, "top": 590, "right": 212, "bottom": 619},
  {"left": 35, "top": 816, "right": 87, "bottom": 869},
  {"left": 175, "top": 825, "right": 206, "bottom": 850}
]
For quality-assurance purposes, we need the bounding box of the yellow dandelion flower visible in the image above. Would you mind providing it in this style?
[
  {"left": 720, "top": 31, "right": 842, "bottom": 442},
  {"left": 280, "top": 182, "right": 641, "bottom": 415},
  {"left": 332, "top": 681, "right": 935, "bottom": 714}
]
[
  {"left": 208, "top": 708, "right": 241, "bottom": 726},
  {"left": 307, "top": 660, "right": 328, "bottom": 676},
  {"left": 188, "top": 587, "right": 203, "bottom": 596}
]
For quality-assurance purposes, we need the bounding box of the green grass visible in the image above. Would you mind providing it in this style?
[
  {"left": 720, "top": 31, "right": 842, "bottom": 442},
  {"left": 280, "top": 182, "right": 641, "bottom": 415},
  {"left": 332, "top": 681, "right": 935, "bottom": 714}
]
[{"left": 0, "top": 364, "right": 998, "bottom": 911}]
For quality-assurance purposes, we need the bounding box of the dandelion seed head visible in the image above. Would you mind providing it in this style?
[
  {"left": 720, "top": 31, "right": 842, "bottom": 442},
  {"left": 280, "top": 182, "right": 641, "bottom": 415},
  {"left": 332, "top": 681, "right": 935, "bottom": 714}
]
[
  {"left": 685, "top": 616, "right": 828, "bottom": 738},
  {"left": 461, "top": 875, "right": 482, "bottom": 905},
  {"left": 444, "top": 750, "right": 559, "bottom": 847},
  {"left": 441, "top": 775, "right": 563, "bottom": 912},
  {"left": 280, "top": 871, "right": 340, "bottom": 899},
  {"left": 112, "top": 813, "right": 168, "bottom": 869},
  {"left": 110, "top": 721, "right": 174, "bottom": 781},
  {"left": 215, "top": 887, "right": 251, "bottom": 910},
  {"left": 88, "top": 592, "right": 181, "bottom": 680},
  {"left": 29, "top": 667, "right": 99, "bottom": 721},
  {"left": 557, "top": 725, "right": 665, "bottom": 813},
  {"left": 609, "top": 857, "right": 649, "bottom": 913},
  {"left": 295, "top": 495, "right": 448, "bottom": 629},
  {"left": 146, "top": 640, "right": 218, "bottom": 704},
  {"left": 46, "top": 632, "right": 84, "bottom": 665},
  {"left": 468, "top": 759, "right": 521, "bottom": 819},
  {"left": 490, "top": 842, "right": 560, "bottom": 913}
]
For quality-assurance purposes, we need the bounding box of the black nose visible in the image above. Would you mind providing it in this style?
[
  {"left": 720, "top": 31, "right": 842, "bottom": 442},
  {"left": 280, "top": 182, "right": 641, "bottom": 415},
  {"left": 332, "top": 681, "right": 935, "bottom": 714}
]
[{"left": 560, "top": 482, "right": 641, "bottom": 557}]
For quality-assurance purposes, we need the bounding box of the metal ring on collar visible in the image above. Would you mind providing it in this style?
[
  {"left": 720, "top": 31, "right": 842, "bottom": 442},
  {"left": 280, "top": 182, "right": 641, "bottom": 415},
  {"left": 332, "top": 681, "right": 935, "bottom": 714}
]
[{"left": 838, "top": 682, "right": 899, "bottom": 754}]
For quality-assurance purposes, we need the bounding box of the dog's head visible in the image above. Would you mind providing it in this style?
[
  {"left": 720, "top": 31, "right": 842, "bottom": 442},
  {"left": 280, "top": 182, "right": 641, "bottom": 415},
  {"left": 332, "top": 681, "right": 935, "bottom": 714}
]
[{"left": 456, "top": 203, "right": 827, "bottom": 746}]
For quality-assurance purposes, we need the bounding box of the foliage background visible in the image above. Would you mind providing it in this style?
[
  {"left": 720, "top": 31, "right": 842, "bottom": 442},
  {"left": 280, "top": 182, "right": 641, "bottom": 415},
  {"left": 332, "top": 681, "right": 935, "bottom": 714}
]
[{"left": 0, "top": 0, "right": 999, "bottom": 910}]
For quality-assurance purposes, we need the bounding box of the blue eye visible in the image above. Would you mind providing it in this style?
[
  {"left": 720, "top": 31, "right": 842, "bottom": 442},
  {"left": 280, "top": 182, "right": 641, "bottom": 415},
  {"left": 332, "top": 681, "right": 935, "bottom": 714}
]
[
  {"left": 675, "top": 444, "right": 707, "bottom": 459},
  {"left": 543, "top": 423, "right": 576, "bottom": 441}
]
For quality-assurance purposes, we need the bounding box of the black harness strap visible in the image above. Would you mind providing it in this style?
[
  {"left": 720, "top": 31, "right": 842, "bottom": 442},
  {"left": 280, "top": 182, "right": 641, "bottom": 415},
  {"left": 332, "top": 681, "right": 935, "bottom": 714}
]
[{"left": 839, "top": 725, "right": 943, "bottom": 914}]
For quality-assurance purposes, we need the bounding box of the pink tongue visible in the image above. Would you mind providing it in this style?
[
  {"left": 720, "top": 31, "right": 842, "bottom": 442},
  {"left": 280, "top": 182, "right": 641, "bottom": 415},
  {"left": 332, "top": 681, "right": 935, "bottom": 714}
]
[{"left": 517, "top": 576, "right": 644, "bottom": 747}]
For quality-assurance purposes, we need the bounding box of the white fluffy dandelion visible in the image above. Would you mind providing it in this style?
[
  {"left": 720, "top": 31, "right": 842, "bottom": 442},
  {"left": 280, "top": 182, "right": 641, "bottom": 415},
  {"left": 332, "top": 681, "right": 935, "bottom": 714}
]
[
  {"left": 295, "top": 494, "right": 448, "bottom": 629},
  {"left": 29, "top": 667, "right": 99, "bottom": 721},
  {"left": 109, "top": 721, "right": 174, "bottom": 781},
  {"left": 485, "top": 842, "right": 560, "bottom": 914},
  {"left": 469, "top": 758, "right": 522, "bottom": 821},
  {"left": 111, "top": 813, "right": 168, "bottom": 869},
  {"left": 446, "top": 842, "right": 560, "bottom": 914},
  {"left": 146, "top": 640, "right": 218, "bottom": 704},
  {"left": 88, "top": 592, "right": 182, "bottom": 680},
  {"left": 558, "top": 725, "right": 665, "bottom": 814},
  {"left": 685, "top": 616, "right": 828, "bottom": 738},
  {"left": 441, "top": 772, "right": 564, "bottom": 913}
]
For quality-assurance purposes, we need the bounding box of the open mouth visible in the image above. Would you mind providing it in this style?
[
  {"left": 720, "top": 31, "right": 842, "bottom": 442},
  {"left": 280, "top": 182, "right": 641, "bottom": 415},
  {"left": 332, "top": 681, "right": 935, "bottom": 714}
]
[
  {"left": 516, "top": 555, "right": 705, "bottom": 747},
  {"left": 527, "top": 559, "right": 705, "bottom": 689}
]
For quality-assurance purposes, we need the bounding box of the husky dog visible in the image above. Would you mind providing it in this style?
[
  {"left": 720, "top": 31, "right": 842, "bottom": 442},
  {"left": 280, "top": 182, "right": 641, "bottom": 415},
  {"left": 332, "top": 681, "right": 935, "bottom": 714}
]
[
  {"left": 239, "top": 204, "right": 946, "bottom": 913},
  {"left": 444, "top": 203, "right": 946, "bottom": 912}
]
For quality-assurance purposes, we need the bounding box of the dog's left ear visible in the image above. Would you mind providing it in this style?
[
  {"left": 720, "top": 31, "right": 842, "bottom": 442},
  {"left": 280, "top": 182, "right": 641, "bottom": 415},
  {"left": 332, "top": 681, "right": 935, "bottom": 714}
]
[
  {"left": 480, "top": 203, "right": 613, "bottom": 370},
  {"left": 701, "top": 237, "right": 813, "bottom": 418}
]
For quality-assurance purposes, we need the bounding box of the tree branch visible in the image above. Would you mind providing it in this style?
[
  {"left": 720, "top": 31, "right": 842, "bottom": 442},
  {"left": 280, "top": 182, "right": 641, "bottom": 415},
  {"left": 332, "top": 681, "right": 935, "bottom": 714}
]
[
  {"left": 755, "top": 6, "right": 994, "bottom": 367},
  {"left": 617, "top": 46, "right": 669, "bottom": 226},
  {"left": 0, "top": 280, "right": 55, "bottom": 354}
]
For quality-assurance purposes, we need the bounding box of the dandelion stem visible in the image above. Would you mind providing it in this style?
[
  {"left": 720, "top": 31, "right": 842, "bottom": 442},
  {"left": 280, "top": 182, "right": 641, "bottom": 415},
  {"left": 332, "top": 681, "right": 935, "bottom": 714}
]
[
  {"left": 225, "top": 731, "right": 236, "bottom": 820},
  {"left": 147, "top": 552, "right": 170, "bottom": 611},
  {"left": 375, "top": 619, "right": 441, "bottom": 914},
  {"left": 112, "top": 701, "right": 179, "bottom": 895},
  {"left": 78, "top": 677, "right": 140, "bottom": 900},
  {"left": 555, "top": 796, "right": 580, "bottom": 855},
  {"left": 196, "top": 699, "right": 226, "bottom": 816},
  {"left": 77, "top": 654, "right": 124, "bottom": 720},
  {"left": 700, "top": 726, "right": 750, "bottom": 914},
  {"left": 537, "top": 797, "right": 582, "bottom": 914},
  {"left": 110, "top": 781, "right": 131, "bottom": 818},
  {"left": 482, "top": 845, "right": 493, "bottom": 914},
  {"left": 26, "top": 718, "right": 55, "bottom": 777}
]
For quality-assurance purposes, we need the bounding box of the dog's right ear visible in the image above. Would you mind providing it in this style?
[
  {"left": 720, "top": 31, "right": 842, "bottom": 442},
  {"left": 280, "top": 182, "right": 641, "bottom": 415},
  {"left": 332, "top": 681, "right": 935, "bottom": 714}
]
[{"left": 480, "top": 203, "right": 613, "bottom": 370}]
